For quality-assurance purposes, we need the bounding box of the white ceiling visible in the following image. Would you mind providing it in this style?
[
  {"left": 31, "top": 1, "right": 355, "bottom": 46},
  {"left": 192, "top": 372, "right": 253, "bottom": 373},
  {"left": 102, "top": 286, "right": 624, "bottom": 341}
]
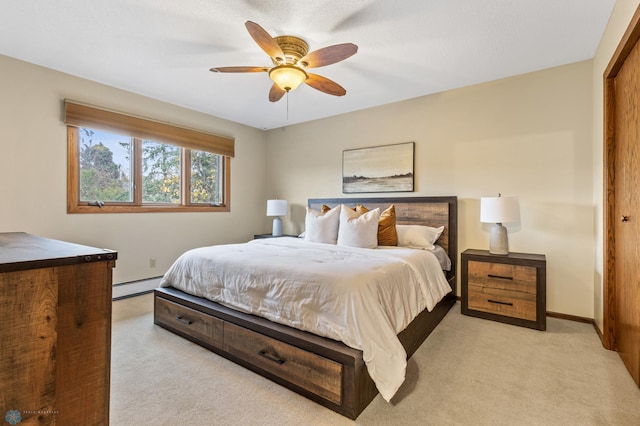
[{"left": 1, "top": 0, "right": 615, "bottom": 130}]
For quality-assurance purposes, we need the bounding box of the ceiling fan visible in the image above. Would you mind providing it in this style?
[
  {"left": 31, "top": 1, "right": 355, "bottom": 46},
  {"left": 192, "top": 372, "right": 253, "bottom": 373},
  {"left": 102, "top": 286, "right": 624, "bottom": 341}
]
[{"left": 210, "top": 21, "right": 358, "bottom": 102}]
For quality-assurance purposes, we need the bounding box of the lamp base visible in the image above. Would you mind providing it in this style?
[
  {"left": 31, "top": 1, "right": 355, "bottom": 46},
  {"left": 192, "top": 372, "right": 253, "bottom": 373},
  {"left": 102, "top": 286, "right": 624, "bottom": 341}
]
[
  {"left": 272, "top": 217, "right": 283, "bottom": 237},
  {"left": 489, "top": 223, "right": 509, "bottom": 255}
]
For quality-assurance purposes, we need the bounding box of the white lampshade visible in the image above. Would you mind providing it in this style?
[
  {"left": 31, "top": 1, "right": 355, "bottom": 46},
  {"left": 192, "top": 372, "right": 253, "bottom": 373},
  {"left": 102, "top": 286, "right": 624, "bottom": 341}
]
[
  {"left": 266, "top": 199, "right": 288, "bottom": 217},
  {"left": 480, "top": 196, "right": 520, "bottom": 224}
]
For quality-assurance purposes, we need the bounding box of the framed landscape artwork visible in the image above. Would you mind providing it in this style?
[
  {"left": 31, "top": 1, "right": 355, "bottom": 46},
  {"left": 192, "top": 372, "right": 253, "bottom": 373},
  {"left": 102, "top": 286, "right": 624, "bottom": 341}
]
[{"left": 342, "top": 142, "right": 414, "bottom": 193}]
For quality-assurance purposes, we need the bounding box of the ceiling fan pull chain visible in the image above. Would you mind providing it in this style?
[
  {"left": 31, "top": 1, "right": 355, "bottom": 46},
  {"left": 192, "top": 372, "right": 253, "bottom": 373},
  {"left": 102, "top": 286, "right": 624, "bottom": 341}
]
[{"left": 286, "top": 91, "right": 289, "bottom": 120}]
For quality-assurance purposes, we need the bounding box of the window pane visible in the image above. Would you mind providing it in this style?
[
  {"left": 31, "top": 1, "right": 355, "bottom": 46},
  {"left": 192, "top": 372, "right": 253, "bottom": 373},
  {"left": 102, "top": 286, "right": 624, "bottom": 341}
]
[
  {"left": 78, "top": 128, "right": 133, "bottom": 203},
  {"left": 190, "top": 150, "right": 222, "bottom": 205},
  {"left": 142, "top": 140, "right": 181, "bottom": 204}
]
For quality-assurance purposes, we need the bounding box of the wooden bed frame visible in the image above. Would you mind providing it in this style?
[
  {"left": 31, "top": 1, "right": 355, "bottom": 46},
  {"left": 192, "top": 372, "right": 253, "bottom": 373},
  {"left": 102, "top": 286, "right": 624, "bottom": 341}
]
[{"left": 154, "top": 196, "right": 457, "bottom": 419}]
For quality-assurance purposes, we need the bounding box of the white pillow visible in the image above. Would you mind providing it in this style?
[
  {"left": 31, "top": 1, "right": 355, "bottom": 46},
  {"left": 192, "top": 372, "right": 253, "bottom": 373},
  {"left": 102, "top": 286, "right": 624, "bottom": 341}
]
[
  {"left": 337, "top": 205, "right": 381, "bottom": 249},
  {"left": 396, "top": 224, "right": 444, "bottom": 250},
  {"left": 304, "top": 205, "right": 340, "bottom": 244}
]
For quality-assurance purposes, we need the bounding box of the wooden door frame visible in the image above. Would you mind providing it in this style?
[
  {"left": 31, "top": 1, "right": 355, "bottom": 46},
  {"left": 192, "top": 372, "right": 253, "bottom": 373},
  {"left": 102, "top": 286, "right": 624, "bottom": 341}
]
[{"left": 603, "top": 5, "right": 640, "bottom": 351}]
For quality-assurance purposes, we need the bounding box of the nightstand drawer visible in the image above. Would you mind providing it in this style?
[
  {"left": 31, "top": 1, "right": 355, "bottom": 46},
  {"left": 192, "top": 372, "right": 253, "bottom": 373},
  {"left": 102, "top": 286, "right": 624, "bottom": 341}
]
[
  {"left": 467, "top": 261, "right": 536, "bottom": 293},
  {"left": 467, "top": 284, "right": 536, "bottom": 321}
]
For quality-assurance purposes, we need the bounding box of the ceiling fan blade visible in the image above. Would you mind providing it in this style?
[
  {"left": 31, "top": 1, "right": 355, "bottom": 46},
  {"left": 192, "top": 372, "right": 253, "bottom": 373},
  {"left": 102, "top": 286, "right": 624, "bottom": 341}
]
[
  {"left": 305, "top": 73, "right": 346, "bottom": 96},
  {"left": 245, "top": 21, "right": 285, "bottom": 62},
  {"left": 210, "top": 66, "right": 268, "bottom": 73},
  {"left": 269, "top": 83, "right": 286, "bottom": 102},
  {"left": 299, "top": 43, "right": 358, "bottom": 68}
]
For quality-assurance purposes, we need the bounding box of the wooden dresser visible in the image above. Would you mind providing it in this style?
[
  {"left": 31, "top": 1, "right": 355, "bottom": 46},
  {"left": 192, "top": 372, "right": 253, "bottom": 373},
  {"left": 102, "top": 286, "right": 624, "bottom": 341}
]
[
  {"left": 461, "top": 249, "right": 546, "bottom": 331},
  {"left": 0, "top": 232, "right": 117, "bottom": 425}
]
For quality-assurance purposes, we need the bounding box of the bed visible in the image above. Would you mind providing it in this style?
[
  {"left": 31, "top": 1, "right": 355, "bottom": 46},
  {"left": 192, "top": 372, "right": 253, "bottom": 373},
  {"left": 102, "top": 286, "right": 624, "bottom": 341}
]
[{"left": 153, "top": 196, "right": 457, "bottom": 419}]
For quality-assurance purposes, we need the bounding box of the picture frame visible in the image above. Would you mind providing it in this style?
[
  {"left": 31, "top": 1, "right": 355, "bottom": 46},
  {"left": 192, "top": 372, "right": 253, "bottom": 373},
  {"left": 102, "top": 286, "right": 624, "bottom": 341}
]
[{"left": 342, "top": 142, "right": 414, "bottom": 193}]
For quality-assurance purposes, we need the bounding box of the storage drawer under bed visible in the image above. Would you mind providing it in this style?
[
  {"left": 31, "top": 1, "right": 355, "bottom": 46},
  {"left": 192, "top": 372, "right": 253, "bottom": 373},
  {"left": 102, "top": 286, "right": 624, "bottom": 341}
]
[
  {"left": 224, "top": 322, "right": 343, "bottom": 405},
  {"left": 155, "top": 297, "right": 224, "bottom": 345}
]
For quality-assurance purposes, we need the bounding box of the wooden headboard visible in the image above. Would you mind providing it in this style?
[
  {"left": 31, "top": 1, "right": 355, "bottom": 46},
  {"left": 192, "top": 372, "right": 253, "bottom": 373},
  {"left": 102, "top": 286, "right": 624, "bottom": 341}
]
[{"left": 308, "top": 196, "right": 458, "bottom": 290}]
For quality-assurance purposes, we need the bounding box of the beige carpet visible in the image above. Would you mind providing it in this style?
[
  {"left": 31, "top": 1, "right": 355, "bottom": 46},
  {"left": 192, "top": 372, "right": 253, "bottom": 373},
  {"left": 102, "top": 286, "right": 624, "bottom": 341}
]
[{"left": 110, "top": 294, "right": 640, "bottom": 425}]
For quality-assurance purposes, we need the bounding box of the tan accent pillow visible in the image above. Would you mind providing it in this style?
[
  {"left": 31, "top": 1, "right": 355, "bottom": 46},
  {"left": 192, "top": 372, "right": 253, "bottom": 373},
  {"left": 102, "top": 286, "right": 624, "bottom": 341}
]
[
  {"left": 356, "top": 204, "right": 398, "bottom": 246},
  {"left": 325, "top": 204, "right": 358, "bottom": 213},
  {"left": 355, "top": 204, "right": 368, "bottom": 215}
]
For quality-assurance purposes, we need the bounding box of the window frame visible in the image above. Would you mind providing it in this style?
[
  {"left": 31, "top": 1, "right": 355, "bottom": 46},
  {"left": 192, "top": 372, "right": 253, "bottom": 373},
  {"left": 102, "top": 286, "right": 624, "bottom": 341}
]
[{"left": 65, "top": 101, "right": 232, "bottom": 214}]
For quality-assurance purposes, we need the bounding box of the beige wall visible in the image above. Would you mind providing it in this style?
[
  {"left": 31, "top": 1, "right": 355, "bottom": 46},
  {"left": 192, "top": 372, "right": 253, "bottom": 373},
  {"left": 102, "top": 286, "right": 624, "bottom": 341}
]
[
  {"left": 591, "top": 0, "right": 640, "bottom": 332},
  {"left": 1, "top": 7, "right": 623, "bottom": 319},
  {"left": 0, "top": 54, "right": 267, "bottom": 284},
  {"left": 266, "top": 60, "right": 595, "bottom": 318}
]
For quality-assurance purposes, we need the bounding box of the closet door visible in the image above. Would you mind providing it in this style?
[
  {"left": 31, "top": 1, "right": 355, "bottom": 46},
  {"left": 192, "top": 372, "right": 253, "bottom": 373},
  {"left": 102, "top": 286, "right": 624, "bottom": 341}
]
[{"left": 613, "top": 36, "right": 640, "bottom": 387}]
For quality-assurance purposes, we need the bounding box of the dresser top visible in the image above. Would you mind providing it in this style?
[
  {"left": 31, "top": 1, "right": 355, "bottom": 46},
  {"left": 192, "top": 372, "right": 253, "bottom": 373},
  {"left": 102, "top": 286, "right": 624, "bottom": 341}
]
[{"left": 0, "top": 232, "right": 117, "bottom": 272}]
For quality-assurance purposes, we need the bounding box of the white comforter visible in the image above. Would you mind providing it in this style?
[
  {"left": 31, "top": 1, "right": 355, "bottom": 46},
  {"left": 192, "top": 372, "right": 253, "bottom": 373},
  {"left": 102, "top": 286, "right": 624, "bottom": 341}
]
[{"left": 159, "top": 237, "right": 452, "bottom": 402}]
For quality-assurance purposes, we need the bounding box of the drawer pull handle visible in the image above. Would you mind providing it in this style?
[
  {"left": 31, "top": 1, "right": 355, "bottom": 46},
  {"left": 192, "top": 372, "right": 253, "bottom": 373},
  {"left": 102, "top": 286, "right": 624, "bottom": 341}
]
[
  {"left": 488, "top": 274, "right": 513, "bottom": 280},
  {"left": 258, "top": 349, "right": 285, "bottom": 365},
  {"left": 175, "top": 315, "right": 193, "bottom": 325},
  {"left": 487, "top": 299, "right": 514, "bottom": 306}
]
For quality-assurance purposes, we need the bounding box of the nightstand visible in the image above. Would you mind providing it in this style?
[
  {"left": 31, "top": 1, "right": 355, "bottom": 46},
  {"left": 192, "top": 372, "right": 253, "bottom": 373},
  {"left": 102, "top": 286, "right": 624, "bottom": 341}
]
[
  {"left": 461, "top": 249, "right": 546, "bottom": 331},
  {"left": 253, "top": 234, "right": 298, "bottom": 239}
]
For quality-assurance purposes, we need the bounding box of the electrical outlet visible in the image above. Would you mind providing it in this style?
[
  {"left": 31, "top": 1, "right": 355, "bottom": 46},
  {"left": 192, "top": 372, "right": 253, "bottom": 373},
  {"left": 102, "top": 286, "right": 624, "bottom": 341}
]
[{"left": 149, "top": 258, "right": 157, "bottom": 268}]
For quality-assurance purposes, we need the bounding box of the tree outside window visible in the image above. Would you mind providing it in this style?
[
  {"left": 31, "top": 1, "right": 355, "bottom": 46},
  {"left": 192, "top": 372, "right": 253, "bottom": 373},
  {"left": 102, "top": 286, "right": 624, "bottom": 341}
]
[{"left": 79, "top": 129, "right": 133, "bottom": 203}]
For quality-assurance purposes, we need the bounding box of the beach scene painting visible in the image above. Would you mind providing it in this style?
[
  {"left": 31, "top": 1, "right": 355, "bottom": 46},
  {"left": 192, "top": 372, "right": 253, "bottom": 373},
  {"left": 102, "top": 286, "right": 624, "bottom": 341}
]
[{"left": 342, "top": 142, "right": 414, "bottom": 193}]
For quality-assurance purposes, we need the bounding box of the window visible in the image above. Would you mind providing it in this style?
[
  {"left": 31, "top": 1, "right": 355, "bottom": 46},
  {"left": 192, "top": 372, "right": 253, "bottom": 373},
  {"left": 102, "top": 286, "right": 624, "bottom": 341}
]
[{"left": 65, "top": 100, "right": 233, "bottom": 213}]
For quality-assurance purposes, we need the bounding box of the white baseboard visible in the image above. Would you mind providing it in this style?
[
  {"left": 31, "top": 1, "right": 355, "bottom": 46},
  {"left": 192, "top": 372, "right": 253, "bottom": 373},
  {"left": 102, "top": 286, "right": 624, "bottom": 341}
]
[{"left": 112, "top": 277, "right": 162, "bottom": 300}]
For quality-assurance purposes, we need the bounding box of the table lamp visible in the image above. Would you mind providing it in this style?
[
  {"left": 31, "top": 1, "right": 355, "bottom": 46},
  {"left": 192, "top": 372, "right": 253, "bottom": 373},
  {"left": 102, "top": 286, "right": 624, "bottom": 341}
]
[
  {"left": 480, "top": 194, "right": 520, "bottom": 255},
  {"left": 266, "top": 199, "right": 288, "bottom": 237}
]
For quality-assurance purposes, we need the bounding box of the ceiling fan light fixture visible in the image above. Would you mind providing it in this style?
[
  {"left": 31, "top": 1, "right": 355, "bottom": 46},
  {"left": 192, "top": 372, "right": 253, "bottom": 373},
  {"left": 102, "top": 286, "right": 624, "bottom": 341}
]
[
  {"left": 269, "top": 65, "right": 308, "bottom": 92},
  {"left": 210, "top": 22, "right": 357, "bottom": 102}
]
